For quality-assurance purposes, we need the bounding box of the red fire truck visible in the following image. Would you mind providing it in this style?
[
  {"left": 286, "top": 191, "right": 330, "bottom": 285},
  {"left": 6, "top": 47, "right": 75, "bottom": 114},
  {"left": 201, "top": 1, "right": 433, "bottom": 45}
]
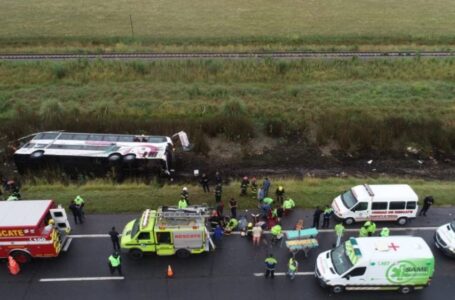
[{"left": 0, "top": 200, "right": 72, "bottom": 263}]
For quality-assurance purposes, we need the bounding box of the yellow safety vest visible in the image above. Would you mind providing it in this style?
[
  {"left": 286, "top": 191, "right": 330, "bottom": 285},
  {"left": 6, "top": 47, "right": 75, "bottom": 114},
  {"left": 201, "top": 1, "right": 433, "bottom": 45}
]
[{"left": 109, "top": 255, "right": 121, "bottom": 267}]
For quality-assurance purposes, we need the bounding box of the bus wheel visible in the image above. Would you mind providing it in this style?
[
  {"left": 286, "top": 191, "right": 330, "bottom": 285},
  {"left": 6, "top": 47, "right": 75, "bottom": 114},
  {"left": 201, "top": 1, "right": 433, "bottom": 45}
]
[
  {"left": 176, "top": 249, "right": 191, "bottom": 259},
  {"left": 123, "top": 154, "right": 136, "bottom": 163},
  {"left": 399, "top": 286, "right": 413, "bottom": 294},
  {"left": 108, "top": 153, "right": 122, "bottom": 163},
  {"left": 128, "top": 249, "right": 143, "bottom": 260},
  {"left": 30, "top": 150, "right": 44, "bottom": 159},
  {"left": 10, "top": 251, "right": 32, "bottom": 264},
  {"left": 331, "top": 285, "right": 345, "bottom": 294},
  {"left": 397, "top": 217, "right": 408, "bottom": 226},
  {"left": 344, "top": 218, "right": 354, "bottom": 225}
]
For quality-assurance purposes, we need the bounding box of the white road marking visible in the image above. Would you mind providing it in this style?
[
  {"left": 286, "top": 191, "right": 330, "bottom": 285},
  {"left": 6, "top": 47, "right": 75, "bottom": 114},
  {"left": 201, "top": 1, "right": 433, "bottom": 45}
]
[
  {"left": 68, "top": 226, "right": 437, "bottom": 239},
  {"left": 253, "top": 272, "right": 314, "bottom": 277},
  {"left": 39, "top": 276, "right": 124, "bottom": 282}
]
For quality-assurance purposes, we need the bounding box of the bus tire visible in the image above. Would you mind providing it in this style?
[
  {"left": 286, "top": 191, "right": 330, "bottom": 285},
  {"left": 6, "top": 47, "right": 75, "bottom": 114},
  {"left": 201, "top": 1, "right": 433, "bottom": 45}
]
[
  {"left": 344, "top": 218, "right": 354, "bottom": 225},
  {"left": 128, "top": 248, "right": 143, "bottom": 260},
  {"left": 176, "top": 249, "right": 191, "bottom": 259},
  {"left": 331, "top": 285, "right": 345, "bottom": 294},
  {"left": 30, "top": 150, "right": 44, "bottom": 159},
  {"left": 123, "top": 154, "right": 136, "bottom": 163},
  {"left": 108, "top": 153, "right": 122, "bottom": 163},
  {"left": 10, "top": 250, "right": 32, "bottom": 264},
  {"left": 399, "top": 286, "right": 413, "bottom": 294},
  {"left": 397, "top": 217, "right": 408, "bottom": 226}
]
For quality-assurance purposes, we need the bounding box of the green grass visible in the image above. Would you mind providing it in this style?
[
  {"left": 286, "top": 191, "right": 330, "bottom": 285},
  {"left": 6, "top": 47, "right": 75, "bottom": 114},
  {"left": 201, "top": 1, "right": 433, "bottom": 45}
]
[
  {"left": 1, "top": 0, "right": 455, "bottom": 52},
  {"left": 1, "top": 59, "right": 455, "bottom": 156},
  {"left": 19, "top": 177, "right": 455, "bottom": 213}
]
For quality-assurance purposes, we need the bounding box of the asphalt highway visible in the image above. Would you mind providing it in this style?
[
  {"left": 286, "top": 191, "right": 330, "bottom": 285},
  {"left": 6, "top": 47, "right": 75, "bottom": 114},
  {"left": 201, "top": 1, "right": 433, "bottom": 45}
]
[{"left": 1, "top": 208, "right": 454, "bottom": 300}]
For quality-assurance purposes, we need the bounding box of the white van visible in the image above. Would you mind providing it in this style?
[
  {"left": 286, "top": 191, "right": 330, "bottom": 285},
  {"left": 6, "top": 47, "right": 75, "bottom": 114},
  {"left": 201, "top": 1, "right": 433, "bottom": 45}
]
[
  {"left": 315, "top": 236, "right": 434, "bottom": 294},
  {"left": 331, "top": 184, "right": 418, "bottom": 225},
  {"left": 434, "top": 221, "right": 455, "bottom": 257}
]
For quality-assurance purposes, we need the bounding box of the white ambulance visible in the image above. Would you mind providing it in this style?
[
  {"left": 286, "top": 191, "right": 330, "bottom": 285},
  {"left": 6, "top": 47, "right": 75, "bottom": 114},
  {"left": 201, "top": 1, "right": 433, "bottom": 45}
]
[
  {"left": 434, "top": 220, "right": 455, "bottom": 257},
  {"left": 331, "top": 184, "right": 418, "bottom": 225},
  {"left": 315, "top": 236, "right": 434, "bottom": 294}
]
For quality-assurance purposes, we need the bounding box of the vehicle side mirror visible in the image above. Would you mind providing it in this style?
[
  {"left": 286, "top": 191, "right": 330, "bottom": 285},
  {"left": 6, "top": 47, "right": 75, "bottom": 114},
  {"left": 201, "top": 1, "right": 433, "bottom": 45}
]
[{"left": 344, "top": 275, "right": 350, "bottom": 280}]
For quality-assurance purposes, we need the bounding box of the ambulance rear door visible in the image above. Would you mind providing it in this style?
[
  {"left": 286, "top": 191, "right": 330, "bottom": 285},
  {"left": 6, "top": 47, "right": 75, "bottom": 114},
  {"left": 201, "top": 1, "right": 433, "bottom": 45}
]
[{"left": 50, "top": 206, "right": 71, "bottom": 232}]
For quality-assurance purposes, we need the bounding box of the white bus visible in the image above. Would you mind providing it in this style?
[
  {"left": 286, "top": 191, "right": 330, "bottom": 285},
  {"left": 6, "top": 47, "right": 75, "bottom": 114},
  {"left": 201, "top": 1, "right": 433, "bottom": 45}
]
[{"left": 14, "top": 131, "right": 190, "bottom": 176}]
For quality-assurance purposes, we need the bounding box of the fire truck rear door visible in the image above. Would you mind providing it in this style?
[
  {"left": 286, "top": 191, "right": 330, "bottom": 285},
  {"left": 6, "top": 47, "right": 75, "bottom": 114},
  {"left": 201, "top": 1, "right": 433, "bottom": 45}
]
[{"left": 50, "top": 207, "right": 71, "bottom": 231}]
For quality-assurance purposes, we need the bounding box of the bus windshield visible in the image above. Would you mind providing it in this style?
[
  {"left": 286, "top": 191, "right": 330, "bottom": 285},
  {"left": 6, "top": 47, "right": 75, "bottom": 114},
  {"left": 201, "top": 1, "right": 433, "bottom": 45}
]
[
  {"left": 341, "top": 190, "right": 358, "bottom": 209},
  {"left": 331, "top": 242, "right": 354, "bottom": 275}
]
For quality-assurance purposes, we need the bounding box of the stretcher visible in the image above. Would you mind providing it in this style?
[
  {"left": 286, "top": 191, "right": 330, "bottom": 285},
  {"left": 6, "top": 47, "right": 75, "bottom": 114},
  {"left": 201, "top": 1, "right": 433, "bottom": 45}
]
[{"left": 285, "top": 228, "right": 319, "bottom": 257}]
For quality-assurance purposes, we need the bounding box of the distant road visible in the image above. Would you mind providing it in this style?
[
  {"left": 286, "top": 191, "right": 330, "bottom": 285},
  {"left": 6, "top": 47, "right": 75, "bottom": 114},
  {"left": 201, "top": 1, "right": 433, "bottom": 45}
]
[{"left": 1, "top": 51, "right": 455, "bottom": 61}]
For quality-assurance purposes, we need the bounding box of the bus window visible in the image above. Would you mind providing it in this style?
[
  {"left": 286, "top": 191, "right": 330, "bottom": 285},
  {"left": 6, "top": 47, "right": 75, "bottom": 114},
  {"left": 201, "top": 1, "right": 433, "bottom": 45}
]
[
  {"left": 389, "top": 202, "right": 406, "bottom": 210},
  {"left": 58, "top": 133, "right": 75, "bottom": 140},
  {"left": 406, "top": 201, "right": 417, "bottom": 209},
  {"left": 372, "top": 202, "right": 388, "bottom": 210},
  {"left": 38, "top": 132, "right": 59, "bottom": 140},
  {"left": 102, "top": 135, "right": 117, "bottom": 142},
  {"left": 117, "top": 135, "right": 134, "bottom": 142},
  {"left": 87, "top": 134, "right": 102, "bottom": 141},
  {"left": 352, "top": 202, "right": 368, "bottom": 212},
  {"left": 73, "top": 134, "right": 89, "bottom": 140}
]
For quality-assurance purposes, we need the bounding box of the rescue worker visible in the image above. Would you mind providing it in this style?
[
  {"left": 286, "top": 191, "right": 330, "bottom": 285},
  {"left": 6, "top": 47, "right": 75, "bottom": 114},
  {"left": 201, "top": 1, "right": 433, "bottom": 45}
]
[
  {"left": 108, "top": 252, "right": 123, "bottom": 276},
  {"left": 213, "top": 225, "right": 224, "bottom": 245},
  {"left": 257, "top": 187, "right": 265, "bottom": 202},
  {"left": 359, "top": 224, "right": 369, "bottom": 237},
  {"left": 240, "top": 176, "right": 249, "bottom": 196},
  {"left": 7, "top": 193, "right": 19, "bottom": 201},
  {"left": 365, "top": 221, "right": 376, "bottom": 237},
  {"left": 271, "top": 223, "right": 283, "bottom": 244},
  {"left": 181, "top": 187, "right": 189, "bottom": 202},
  {"left": 335, "top": 223, "right": 345, "bottom": 247},
  {"left": 246, "top": 222, "right": 254, "bottom": 239},
  {"left": 178, "top": 197, "right": 188, "bottom": 209},
  {"left": 419, "top": 195, "right": 434, "bottom": 216},
  {"left": 283, "top": 198, "right": 294, "bottom": 216},
  {"left": 275, "top": 186, "right": 285, "bottom": 205},
  {"left": 215, "top": 171, "right": 222, "bottom": 185},
  {"left": 380, "top": 227, "right": 390, "bottom": 237},
  {"left": 287, "top": 257, "right": 298, "bottom": 280},
  {"left": 229, "top": 198, "right": 237, "bottom": 219},
  {"left": 74, "top": 195, "right": 85, "bottom": 218},
  {"left": 263, "top": 197, "right": 274, "bottom": 206},
  {"left": 216, "top": 200, "right": 224, "bottom": 217},
  {"left": 264, "top": 254, "right": 278, "bottom": 279},
  {"left": 262, "top": 177, "right": 271, "bottom": 197},
  {"left": 109, "top": 226, "right": 120, "bottom": 251},
  {"left": 69, "top": 200, "right": 83, "bottom": 224},
  {"left": 215, "top": 183, "right": 222, "bottom": 203},
  {"left": 252, "top": 224, "right": 262, "bottom": 246},
  {"left": 200, "top": 174, "right": 210, "bottom": 193},
  {"left": 250, "top": 177, "right": 258, "bottom": 196},
  {"left": 312, "top": 206, "right": 323, "bottom": 228},
  {"left": 322, "top": 205, "right": 333, "bottom": 228},
  {"left": 225, "top": 218, "right": 238, "bottom": 235}
]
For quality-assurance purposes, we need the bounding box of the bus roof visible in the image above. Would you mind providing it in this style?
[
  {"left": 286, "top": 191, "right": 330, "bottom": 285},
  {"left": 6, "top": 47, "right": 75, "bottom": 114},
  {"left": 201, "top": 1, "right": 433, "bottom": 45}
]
[
  {"left": 352, "top": 236, "right": 433, "bottom": 261},
  {"left": 0, "top": 200, "right": 53, "bottom": 227},
  {"left": 352, "top": 184, "right": 418, "bottom": 202}
]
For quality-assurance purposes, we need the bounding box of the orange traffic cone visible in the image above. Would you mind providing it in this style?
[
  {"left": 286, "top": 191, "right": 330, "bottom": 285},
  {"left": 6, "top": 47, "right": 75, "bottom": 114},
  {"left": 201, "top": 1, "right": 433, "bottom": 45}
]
[
  {"left": 8, "top": 256, "right": 20, "bottom": 275},
  {"left": 167, "top": 265, "right": 174, "bottom": 278}
]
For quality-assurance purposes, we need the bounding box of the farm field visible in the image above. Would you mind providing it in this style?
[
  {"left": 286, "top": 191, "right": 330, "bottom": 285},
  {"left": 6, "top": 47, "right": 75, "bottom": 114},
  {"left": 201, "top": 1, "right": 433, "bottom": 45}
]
[
  {"left": 1, "top": 58, "right": 455, "bottom": 158},
  {"left": 1, "top": 0, "right": 455, "bottom": 53},
  {"left": 19, "top": 177, "right": 455, "bottom": 213}
]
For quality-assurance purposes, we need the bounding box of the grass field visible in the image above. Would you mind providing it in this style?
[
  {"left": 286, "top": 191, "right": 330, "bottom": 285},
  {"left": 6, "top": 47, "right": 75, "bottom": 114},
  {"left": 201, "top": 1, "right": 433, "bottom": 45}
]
[
  {"left": 17, "top": 177, "right": 455, "bottom": 213},
  {"left": 1, "top": 58, "right": 455, "bottom": 156},
  {"left": 1, "top": 0, "right": 455, "bottom": 52}
]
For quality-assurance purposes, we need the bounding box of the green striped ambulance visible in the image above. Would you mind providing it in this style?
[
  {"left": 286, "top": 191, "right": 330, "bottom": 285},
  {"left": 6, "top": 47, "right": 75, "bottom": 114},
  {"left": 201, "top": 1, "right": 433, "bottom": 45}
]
[{"left": 315, "top": 236, "right": 434, "bottom": 294}]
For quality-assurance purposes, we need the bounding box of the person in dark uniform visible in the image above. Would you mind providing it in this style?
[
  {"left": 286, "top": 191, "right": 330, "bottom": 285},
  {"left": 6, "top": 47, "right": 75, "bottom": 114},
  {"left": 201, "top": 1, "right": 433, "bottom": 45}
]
[
  {"left": 215, "top": 171, "right": 222, "bottom": 185},
  {"left": 229, "top": 198, "right": 238, "bottom": 219},
  {"left": 69, "top": 200, "right": 83, "bottom": 224},
  {"left": 200, "top": 173, "right": 210, "bottom": 193},
  {"left": 419, "top": 196, "right": 434, "bottom": 216},
  {"left": 109, "top": 226, "right": 121, "bottom": 251},
  {"left": 312, "top": 206, "right": 323, "bottom": 229},
  {"left": 215, "top": 183, "right": 222, "bottom": 203}
]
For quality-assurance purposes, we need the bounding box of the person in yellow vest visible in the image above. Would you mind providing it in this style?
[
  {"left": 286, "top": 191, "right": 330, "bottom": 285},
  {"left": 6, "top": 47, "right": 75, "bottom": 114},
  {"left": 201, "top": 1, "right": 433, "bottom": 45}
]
[
  {"left": 287, "top": 257, "right": 298, "bottom": 280},
  {"left": 335, "top": 223, "right": 345, "bottom": 247},
  {"left": 74, "top": 195, "right": 85, "bottom": 220},
  {"left": 359, "top": 225, "right": 369, "bottom": 237},
  {"left": 380, "top": 227, "right": 390, "bottom": 237},
  {"left": 364, "top": 221, "right": 376, "bottom": 237},
  {"left": 178, "top": 198, "right": 188, "bottom": 209},
  {"left": 271, "top": 223, "right": 283, "bottom": 244},
  {"left": 108, "top": 252, "right": 123, "bottom": 276},
  {"left": 283, "top": 198, "right": 295, "bottom": 216}
]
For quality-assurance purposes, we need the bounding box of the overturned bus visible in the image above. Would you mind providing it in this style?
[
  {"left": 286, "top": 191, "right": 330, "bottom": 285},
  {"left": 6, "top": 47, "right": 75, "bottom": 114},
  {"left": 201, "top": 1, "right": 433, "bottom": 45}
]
[{"left": 13, "top": 131, "right": 191, "bottom": 176}]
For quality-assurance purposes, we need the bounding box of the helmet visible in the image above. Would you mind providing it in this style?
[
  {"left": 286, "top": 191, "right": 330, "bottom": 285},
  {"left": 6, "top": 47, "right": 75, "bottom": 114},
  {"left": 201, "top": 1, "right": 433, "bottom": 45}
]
[
  {"left": 278, "top": 186, "right": 283, "bottom": 191},
  {"left": 247, "top": 222, "right": 253, "bottom": 228},
  {"left": 243, "top": 176, "right": 248, "bottom": 180},
  {"left": 183, "top": 187, "right": 188, "bottom": 191},
  {"left": 48, "top": 219, "right": 55, "bottom": 225}
]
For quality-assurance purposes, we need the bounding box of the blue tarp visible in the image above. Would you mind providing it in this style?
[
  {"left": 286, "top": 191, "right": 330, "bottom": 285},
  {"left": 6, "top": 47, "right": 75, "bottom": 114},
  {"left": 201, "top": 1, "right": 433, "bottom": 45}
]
[{"left": 285, "top": 227, "right": 318, "bottom": 240}]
